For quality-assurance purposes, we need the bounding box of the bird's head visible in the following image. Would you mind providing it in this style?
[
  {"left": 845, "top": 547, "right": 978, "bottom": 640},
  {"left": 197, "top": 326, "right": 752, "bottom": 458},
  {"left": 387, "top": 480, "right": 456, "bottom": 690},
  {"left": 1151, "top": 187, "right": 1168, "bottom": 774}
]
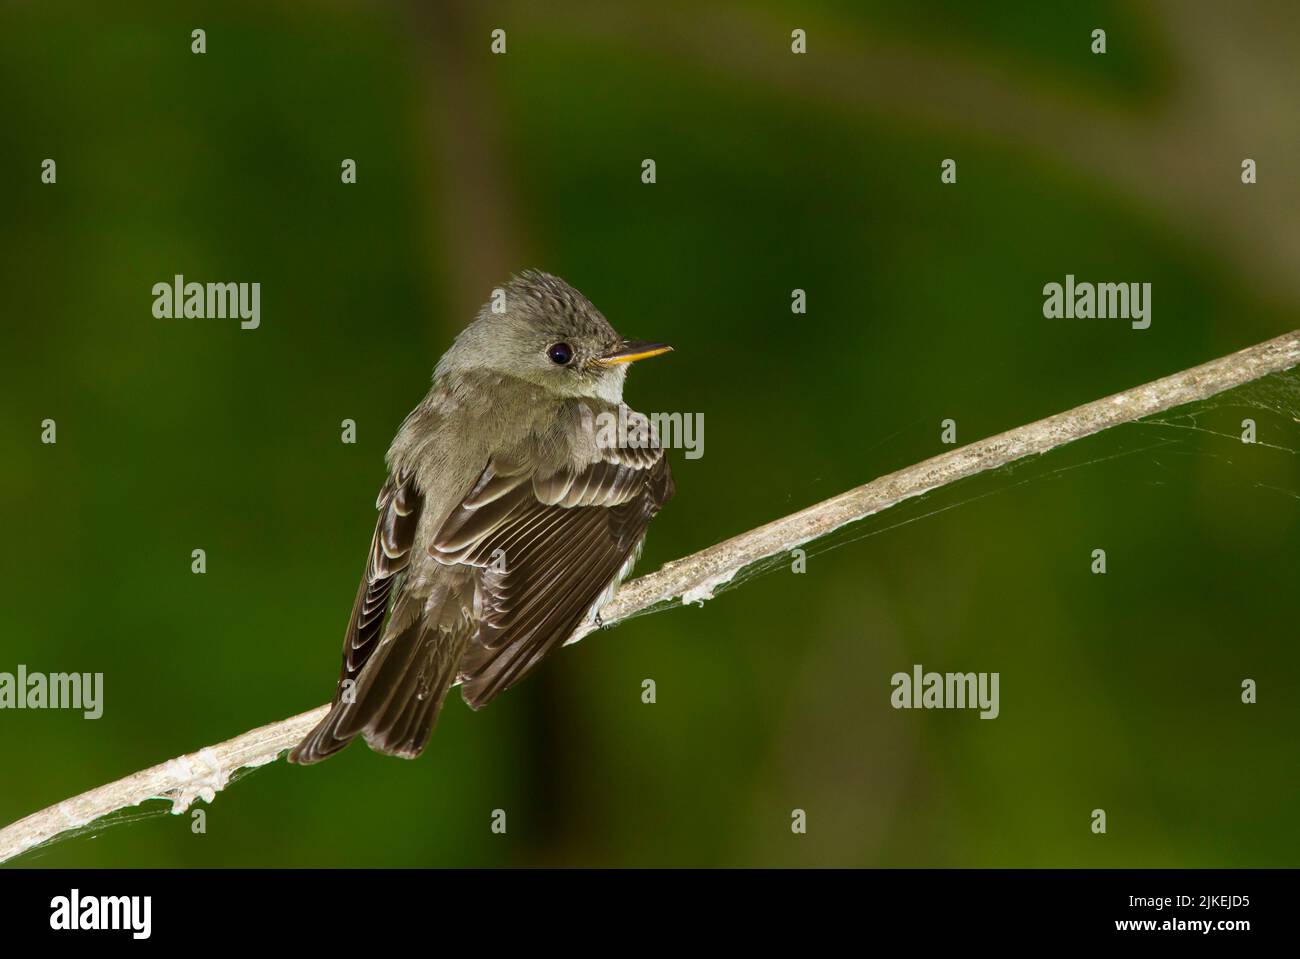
[{"left": 438, "top": 270, "right": 671, "bottom": 402}]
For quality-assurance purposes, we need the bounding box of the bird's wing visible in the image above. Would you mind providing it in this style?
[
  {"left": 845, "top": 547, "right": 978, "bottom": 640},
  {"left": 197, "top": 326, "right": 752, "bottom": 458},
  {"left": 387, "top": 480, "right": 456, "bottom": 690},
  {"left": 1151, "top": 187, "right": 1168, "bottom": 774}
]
[
  {"left": 288, "top": 467, "right": 432, "bottom": 763},
  {"left": 432, "top": 430, "right": 674, "bottom": 709},
  {"left": 338, "top": 468, "right": 424, "bottom": 695}
]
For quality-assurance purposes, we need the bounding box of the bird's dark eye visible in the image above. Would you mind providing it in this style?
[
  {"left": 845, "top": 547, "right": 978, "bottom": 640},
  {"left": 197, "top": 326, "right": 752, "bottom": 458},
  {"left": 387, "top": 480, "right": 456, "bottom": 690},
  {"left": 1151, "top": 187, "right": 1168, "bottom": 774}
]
[{"left": 547, "top": 342, "right": 573, "bottom": 366}]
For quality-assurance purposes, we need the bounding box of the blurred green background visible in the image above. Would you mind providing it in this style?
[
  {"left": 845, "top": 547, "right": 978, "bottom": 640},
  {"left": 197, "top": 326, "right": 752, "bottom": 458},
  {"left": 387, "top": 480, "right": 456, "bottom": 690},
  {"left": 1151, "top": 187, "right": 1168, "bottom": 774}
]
[{"left": 1, "top": 0, "right": 1297, "bottom": 867}]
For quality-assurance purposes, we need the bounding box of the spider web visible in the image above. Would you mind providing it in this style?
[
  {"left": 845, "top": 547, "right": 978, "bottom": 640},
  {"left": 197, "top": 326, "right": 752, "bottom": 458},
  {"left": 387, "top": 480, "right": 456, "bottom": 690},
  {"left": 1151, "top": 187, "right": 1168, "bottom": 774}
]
[
  {"left": 623, "top": 367, "right": 1300, "bottom": 614},
  {"left": 7, "top": 765, "right": 270, "bottom": 864}
]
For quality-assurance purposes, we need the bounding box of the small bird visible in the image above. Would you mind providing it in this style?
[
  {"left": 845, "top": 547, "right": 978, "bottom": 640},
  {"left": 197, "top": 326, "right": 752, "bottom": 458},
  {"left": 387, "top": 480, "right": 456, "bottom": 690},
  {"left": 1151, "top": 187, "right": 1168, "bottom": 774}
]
[{"left": 289, "top": 271, "right": 674, "bottom": 763}]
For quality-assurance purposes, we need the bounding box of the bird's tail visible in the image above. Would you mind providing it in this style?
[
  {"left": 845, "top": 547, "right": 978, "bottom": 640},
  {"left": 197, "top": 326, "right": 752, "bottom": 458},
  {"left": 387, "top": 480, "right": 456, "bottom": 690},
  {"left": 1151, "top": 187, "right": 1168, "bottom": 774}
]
[{"left": 288, "top": 588, "right": 471, "bottom": 764}]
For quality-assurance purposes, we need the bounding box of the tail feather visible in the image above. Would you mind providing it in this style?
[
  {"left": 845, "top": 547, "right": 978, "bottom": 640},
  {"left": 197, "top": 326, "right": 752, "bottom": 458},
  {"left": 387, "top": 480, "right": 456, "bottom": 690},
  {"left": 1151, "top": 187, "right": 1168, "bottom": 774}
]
[{"left": 288, "top": 585, "right": 471, "bottom": 764}]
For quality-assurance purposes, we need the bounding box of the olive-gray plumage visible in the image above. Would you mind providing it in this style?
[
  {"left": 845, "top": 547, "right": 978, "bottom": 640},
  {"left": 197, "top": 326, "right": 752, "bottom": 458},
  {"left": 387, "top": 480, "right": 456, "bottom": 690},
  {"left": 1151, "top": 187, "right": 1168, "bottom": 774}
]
[{"left": 289, "top": 271, "right": 673, "bottom": 763}]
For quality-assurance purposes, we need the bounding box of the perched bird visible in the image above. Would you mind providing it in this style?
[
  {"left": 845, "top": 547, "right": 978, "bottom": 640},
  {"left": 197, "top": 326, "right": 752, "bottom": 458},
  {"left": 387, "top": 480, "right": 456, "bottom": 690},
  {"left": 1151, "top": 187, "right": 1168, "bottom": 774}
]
[{"left": 289, "top": 271, "right": 674, "bottom": 763}]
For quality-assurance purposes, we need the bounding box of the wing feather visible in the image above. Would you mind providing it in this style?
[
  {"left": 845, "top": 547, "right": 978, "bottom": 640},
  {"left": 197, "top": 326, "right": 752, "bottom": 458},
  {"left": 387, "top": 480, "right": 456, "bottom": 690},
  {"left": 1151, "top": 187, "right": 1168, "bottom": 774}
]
[{"left": 432, "top": 439, "right": 674, "bottom": 709}]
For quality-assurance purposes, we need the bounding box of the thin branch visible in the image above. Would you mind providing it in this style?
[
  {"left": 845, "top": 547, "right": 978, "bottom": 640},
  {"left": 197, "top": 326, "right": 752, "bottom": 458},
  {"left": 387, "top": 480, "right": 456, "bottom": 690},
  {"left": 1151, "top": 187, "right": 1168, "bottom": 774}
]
[{"left": 3, "top": 329, "right": 1298, "bottom": 863}]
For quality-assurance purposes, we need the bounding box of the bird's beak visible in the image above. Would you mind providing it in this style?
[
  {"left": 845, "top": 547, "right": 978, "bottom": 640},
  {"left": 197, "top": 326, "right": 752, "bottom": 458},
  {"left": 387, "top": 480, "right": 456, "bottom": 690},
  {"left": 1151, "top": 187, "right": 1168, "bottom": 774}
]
[{"left": 597, "top": 340, "right": 673, "bottom": 366}]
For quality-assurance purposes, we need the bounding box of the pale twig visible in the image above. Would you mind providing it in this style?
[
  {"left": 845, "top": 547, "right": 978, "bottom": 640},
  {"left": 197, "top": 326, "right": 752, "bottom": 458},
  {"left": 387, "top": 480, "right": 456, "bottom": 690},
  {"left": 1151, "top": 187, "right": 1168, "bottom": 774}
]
[{"left": 2, "top": 329, "right": 1298, "bottom": 863}]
